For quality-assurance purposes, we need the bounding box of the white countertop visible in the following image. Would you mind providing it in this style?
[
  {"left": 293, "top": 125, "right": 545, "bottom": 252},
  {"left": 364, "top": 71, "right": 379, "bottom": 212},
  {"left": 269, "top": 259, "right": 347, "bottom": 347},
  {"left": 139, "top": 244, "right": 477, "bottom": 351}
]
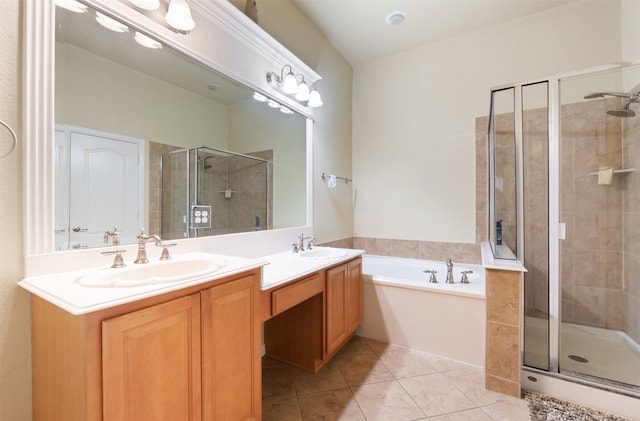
[
  {"left": 260, "top": 247, "right": 365, "bottom": 290},
  {"left": 19, "top": 247, "right": 364, "bottom": 315},
  {"left": 19, "top": 252, "right": 267, "bottom": 315}
]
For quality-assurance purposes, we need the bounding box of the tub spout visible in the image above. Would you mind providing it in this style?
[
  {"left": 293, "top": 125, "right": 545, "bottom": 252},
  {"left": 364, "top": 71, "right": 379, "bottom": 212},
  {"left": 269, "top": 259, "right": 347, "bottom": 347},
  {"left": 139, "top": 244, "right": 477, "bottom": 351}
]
[{"left": 446, "top": 258, "right": 454, "bottom": 284}]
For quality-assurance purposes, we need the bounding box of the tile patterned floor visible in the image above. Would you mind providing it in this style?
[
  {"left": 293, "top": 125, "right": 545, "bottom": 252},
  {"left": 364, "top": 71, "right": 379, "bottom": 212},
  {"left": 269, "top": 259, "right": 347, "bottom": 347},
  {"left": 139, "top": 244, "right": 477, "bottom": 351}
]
[{"left": 262, "top": 336, "right": 531, "bottom": 420}]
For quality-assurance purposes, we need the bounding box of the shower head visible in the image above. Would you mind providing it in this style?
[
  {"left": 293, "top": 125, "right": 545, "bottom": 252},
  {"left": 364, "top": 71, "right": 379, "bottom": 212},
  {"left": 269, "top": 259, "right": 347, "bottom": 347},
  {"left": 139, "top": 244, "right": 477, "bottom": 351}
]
[
  {"left": 607, "top": 104, "right": 636, "bottom": 117},
  {"left": 584, "top": 90, "right": 640, "bottom": 117}
]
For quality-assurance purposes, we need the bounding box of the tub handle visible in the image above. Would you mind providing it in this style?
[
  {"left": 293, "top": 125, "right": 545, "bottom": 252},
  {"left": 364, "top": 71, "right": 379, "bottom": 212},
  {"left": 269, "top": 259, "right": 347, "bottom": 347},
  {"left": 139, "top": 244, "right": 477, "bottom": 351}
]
[
  {"left": 460, "top": 270, "right": 473, "bottom": 284},
  {"left": 423, "top": 269, "right": 438, "bottom": 283}
]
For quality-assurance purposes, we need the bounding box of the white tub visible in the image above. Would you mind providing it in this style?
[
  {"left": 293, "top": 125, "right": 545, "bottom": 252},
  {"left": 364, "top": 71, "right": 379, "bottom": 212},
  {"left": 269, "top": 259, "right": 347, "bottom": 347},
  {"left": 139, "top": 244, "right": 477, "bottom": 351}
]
[{"left": 357, "top": 255, "right": 486, "bottom": 366}]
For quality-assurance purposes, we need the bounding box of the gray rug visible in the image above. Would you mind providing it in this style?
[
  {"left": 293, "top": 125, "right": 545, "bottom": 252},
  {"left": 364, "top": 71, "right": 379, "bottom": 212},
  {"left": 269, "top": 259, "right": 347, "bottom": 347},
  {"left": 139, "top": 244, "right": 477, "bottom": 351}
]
[{"left": 524, "top": 391, "right": 629, "bottom": 421}]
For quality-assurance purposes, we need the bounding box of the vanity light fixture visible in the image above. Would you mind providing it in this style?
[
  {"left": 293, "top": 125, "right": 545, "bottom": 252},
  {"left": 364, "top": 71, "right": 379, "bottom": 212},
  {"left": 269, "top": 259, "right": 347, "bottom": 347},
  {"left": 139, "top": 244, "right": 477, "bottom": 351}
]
[
  {"left": 55, "top": 0, "right": 88, "bottom": 13},
  {"left": 96, "top": 11, "right": 129, "bottom": 32},
  {"left": 266, "top": 65, "right": 323, "bottom": 108},
  {"left": 134, "top": 31, "right": 163, "bottom": 49},
  {"left": 166, "top": 0, "right": 196, "bottom": 32}
]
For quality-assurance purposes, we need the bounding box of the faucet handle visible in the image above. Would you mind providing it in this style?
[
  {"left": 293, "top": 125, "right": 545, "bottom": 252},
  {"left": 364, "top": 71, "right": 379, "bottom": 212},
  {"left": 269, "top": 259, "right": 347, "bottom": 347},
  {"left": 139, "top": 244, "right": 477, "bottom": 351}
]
[
  {"left": 101, "top": 249, "right": 127, "bottom": 268},
  {"left": 423, "top": 269, "right": 438, "bottom": 283},
  {"left": 158, "top": 242, "right": 178, "bottom": 260},
  {"left": 460, "top": 270, "right": 473, "bottom": 284},
  {"left": 291, "top": 243, "right": 300, "bottom": 253}
]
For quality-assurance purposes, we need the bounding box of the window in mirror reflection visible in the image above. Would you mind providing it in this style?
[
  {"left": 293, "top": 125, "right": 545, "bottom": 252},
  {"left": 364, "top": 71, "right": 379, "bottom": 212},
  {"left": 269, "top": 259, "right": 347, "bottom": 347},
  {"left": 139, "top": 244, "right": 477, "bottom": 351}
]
[{"left": 54, "top": 3, "right": 308, "bottom": 251}]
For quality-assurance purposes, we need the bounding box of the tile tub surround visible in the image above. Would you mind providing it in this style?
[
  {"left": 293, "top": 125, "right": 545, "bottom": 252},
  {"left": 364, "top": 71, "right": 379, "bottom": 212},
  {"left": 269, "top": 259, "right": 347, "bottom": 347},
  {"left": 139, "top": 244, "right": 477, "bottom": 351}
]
[
  {"left": 262, "top": 336, "right": 531, "bottom": 421},
  {"left": 485, "top": 268, "right": 523, "bottom": 398}
]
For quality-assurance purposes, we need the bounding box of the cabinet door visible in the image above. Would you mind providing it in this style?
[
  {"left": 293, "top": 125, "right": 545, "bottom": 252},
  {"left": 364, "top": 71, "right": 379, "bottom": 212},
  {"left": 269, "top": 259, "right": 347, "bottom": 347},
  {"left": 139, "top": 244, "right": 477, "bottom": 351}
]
[
  {"left": 326, "top": 264, "right": 348, "bottom": 356},
  {"left": 102, "top": 294, "right": 202, "bottom": 421},
  {"left": 201, "top": 275, "right": 260, "bottom": 421},
  {"left": 346, "top": 259, "right": 363, "bottom": 334}
]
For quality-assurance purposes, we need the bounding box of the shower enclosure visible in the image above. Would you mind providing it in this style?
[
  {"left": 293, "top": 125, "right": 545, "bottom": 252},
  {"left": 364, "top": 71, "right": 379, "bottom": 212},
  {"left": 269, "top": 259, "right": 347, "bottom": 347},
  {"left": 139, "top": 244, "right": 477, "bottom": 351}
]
[
  {"left": 161, "top": 146, "right": 270, "bottom": 240},
  {"left": 488, "top": 63, "right": 640, "bottom": 397}
]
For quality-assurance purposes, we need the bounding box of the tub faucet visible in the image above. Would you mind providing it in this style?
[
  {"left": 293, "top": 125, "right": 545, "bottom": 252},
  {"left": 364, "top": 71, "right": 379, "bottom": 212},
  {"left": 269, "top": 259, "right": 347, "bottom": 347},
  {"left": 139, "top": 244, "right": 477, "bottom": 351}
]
[
  {"left": 134, "top": 229, "right": 163, "bottom": 264},
  {"left": 446, "top": 258, "right": 454, "bottom": 284}
]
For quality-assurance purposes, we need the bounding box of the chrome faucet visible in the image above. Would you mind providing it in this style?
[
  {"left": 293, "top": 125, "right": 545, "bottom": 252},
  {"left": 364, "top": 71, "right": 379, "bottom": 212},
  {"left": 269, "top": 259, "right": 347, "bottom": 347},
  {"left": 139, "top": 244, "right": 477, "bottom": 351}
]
[
  {"left": 134, "top": 229, "right": 163, "bottom": 264},
  {"left": 103, "top": 226, "right": 120, "bottom": 245},
  {"left": 446, "top": 258, "right": 454, "bottom": 284},
  {"left": 293, "top": 233, "right": 316, "bottom": 253}
]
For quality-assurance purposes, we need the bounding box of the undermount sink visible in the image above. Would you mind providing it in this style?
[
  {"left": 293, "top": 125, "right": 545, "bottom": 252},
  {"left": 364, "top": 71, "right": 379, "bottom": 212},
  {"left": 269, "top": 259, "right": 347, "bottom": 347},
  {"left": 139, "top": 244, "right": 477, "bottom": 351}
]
[
  {"left": 296, "top": 247, "right": 348, "bottom": 260},
  {"left": 75, "top": 252, "right": 228, "bottom": 288}
]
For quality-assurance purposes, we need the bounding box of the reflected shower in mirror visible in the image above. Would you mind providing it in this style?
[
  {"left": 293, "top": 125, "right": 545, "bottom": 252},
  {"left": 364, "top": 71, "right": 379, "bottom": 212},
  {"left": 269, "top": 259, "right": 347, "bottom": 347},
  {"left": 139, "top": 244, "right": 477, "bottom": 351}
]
[{"left": 54, "top": 2, "right": 307, "bottom": 251}]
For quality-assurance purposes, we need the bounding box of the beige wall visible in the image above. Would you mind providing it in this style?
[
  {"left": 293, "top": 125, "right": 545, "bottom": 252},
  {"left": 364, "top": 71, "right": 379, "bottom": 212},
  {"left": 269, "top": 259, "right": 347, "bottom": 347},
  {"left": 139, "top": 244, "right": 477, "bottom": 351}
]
[
  {"left": 0, "top": 1, "right": 32, "bottom": 420},
  {"left": 255, "top": 1, "right": 355, "bottom": 244},
  {"left": 353, "top": 0, "right": 623, "bottom": 247}
]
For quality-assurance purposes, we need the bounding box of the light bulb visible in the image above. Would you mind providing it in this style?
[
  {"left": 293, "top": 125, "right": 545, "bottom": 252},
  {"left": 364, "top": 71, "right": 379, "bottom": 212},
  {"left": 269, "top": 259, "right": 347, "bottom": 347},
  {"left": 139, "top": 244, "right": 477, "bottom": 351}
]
[
  {"left": 55, "top": 0, "right": 88, "bottom": 13},
  {"left": 129, "top": 0, "right": 160, "bottom": 10},
  {"left": 295, "top": 82, "right": 310, "bottom": 101},
  {"left": 166, "top": 0, "right": 196, "bottom": 32},
  {"left": 96, "top": 12, "right": 129, "bottom": 33},
  {"left": 282, "top": 71, "right": 298, "bottom": 95},
  {"left": 308, "top": 89, "right": 323, "bottom": 107},
  {"left": 134, "top": 32, "right": 162, "bottom": 49},
  {"left": 253, "top": 92, "right": 268, "bottom": 102}
]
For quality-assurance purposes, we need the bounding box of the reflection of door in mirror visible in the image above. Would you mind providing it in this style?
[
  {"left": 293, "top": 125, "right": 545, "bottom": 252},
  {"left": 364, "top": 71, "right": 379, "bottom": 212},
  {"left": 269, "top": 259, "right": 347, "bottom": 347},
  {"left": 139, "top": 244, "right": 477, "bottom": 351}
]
[{"left": 54, "top": 126, "right": 144, "bottom": 250}]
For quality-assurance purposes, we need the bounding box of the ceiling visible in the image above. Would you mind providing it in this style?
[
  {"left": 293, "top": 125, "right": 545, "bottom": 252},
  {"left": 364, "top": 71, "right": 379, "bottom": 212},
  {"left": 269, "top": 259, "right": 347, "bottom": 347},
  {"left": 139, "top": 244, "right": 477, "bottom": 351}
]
[{"left": 291, "top": 0, "right": 577, "bottom": 66}]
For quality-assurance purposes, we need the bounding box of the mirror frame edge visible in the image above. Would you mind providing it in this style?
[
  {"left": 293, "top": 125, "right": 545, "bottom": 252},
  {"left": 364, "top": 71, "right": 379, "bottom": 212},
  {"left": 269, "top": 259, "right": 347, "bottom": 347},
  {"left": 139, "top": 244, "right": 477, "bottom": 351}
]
[{"left": 23, "top": 0, "right": 317, "bottom": 258}]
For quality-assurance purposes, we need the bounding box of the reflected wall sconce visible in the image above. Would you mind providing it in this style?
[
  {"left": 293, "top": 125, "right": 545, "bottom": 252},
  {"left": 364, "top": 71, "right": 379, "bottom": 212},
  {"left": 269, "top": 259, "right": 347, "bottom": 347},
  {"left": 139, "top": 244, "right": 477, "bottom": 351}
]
[
  {"left": 127, "top": 0, "right": 196, "bottom": 33},
  {"left": 54, "top": 0, "right": 88, "bottom": 13},
  {"left": 267, "top": 65, "right": 323, "bottom": 108},
  {"left": 253, "top": 92, "right": 294, "bottom": 115}
]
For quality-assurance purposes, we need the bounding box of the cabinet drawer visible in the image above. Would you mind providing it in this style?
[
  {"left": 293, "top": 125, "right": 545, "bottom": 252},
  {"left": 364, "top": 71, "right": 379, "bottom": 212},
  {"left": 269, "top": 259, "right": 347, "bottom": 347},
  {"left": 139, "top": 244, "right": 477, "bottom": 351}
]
[{"left": 272, "top": 273, "right": 323, "bottom": 316}]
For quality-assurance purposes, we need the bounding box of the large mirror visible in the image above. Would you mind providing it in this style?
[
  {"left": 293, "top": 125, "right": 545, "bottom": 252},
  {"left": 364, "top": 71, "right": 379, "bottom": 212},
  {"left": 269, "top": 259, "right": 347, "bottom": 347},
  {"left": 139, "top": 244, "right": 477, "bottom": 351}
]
[{"left": 54, "top": 2, "right": 308, "bottom": 251}]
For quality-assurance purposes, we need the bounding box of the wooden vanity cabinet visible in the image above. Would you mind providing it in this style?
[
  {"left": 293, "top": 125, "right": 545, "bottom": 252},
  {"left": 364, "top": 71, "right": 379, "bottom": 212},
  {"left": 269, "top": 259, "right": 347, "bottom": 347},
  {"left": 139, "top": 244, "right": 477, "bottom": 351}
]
[
  {"left": 31, "top": 269, "right": 261, "bottom": 421},
  {"left": 326, "top": 258, "right": 363, "bottom": 357},
  {"left": 264, "top": 257, "right": 362, "bottom": 372}
]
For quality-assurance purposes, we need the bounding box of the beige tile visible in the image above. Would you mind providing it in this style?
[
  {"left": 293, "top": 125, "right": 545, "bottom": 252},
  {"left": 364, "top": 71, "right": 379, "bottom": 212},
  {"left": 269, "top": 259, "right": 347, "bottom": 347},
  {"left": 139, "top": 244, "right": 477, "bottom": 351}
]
[
  {"left": 399, "top": 373, "right": 476, "bottom": 417},
  {"left": 334, "top": 349, "right": 394, "bottom": 386},
  {"left": 262, "top": 365, "right": 296, "bottom": 399},
  {"left": 430, "top": 408, "right": 492, "bottom": 421},
  {"left": 352, "top": 380, "right": 425, "bottom": 421},
  {"left": 262, "top": 394, "right": 302, "bottom": 421},
  {"left": 481, "top": 398, "right": 530, "bottom": 421},
  {"left": 371, "top": 342, "right": 467, "bottom": 378},
  {"left": 445, "top": 366, "right": 514, "bottom": 407},
  {"left": 298, "top": 388, "right": 365, "bottom": 421},
  {"left": 292, "top": 367, "right": 347, "bottom": 395},
  {"left": 486, "top": 322, "right": 520, "bottom": 382},
  {"left": 485, "top": 375, "right": 521, "bottom": 398},
  {"left": 486, "top": 270, "right": 520, "bottom": 326}
]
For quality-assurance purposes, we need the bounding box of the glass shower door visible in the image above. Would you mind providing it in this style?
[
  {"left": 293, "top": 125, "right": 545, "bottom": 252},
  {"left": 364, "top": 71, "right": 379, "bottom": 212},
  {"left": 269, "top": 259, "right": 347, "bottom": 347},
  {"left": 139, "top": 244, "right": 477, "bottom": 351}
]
[
  {"left": 558, "top": 68, "right": 640, "bottom": 390},
  {"left": 522, "top": 81, "right": 551, "bottom": 372}
]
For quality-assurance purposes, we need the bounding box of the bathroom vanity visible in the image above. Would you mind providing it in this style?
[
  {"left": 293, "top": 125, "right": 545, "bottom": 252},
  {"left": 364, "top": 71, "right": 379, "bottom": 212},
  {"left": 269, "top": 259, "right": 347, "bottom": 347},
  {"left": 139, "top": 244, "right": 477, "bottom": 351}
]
[
  {"left": 22, "top": 247, "right": 363, "bottom": 420},
  {"left": 27, "top": 265, "right": 263, "bottom": 421},
  {"left": 262, "top": 256, "right": 363, "bottom": 372}
]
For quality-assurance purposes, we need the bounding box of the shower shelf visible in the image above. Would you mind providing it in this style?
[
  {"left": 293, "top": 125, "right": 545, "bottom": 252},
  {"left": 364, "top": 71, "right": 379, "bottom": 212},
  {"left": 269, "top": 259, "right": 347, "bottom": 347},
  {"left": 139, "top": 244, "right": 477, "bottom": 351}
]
[{"left": 587, "top": 167, "right": 637, "bottom": 176}]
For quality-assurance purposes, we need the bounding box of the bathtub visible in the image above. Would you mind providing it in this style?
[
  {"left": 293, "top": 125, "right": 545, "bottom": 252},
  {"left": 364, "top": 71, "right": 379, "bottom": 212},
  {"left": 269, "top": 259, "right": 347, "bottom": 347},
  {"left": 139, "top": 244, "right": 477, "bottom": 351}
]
[{"left": 357, "top": 255, "right": 486, "bottom": 366}]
